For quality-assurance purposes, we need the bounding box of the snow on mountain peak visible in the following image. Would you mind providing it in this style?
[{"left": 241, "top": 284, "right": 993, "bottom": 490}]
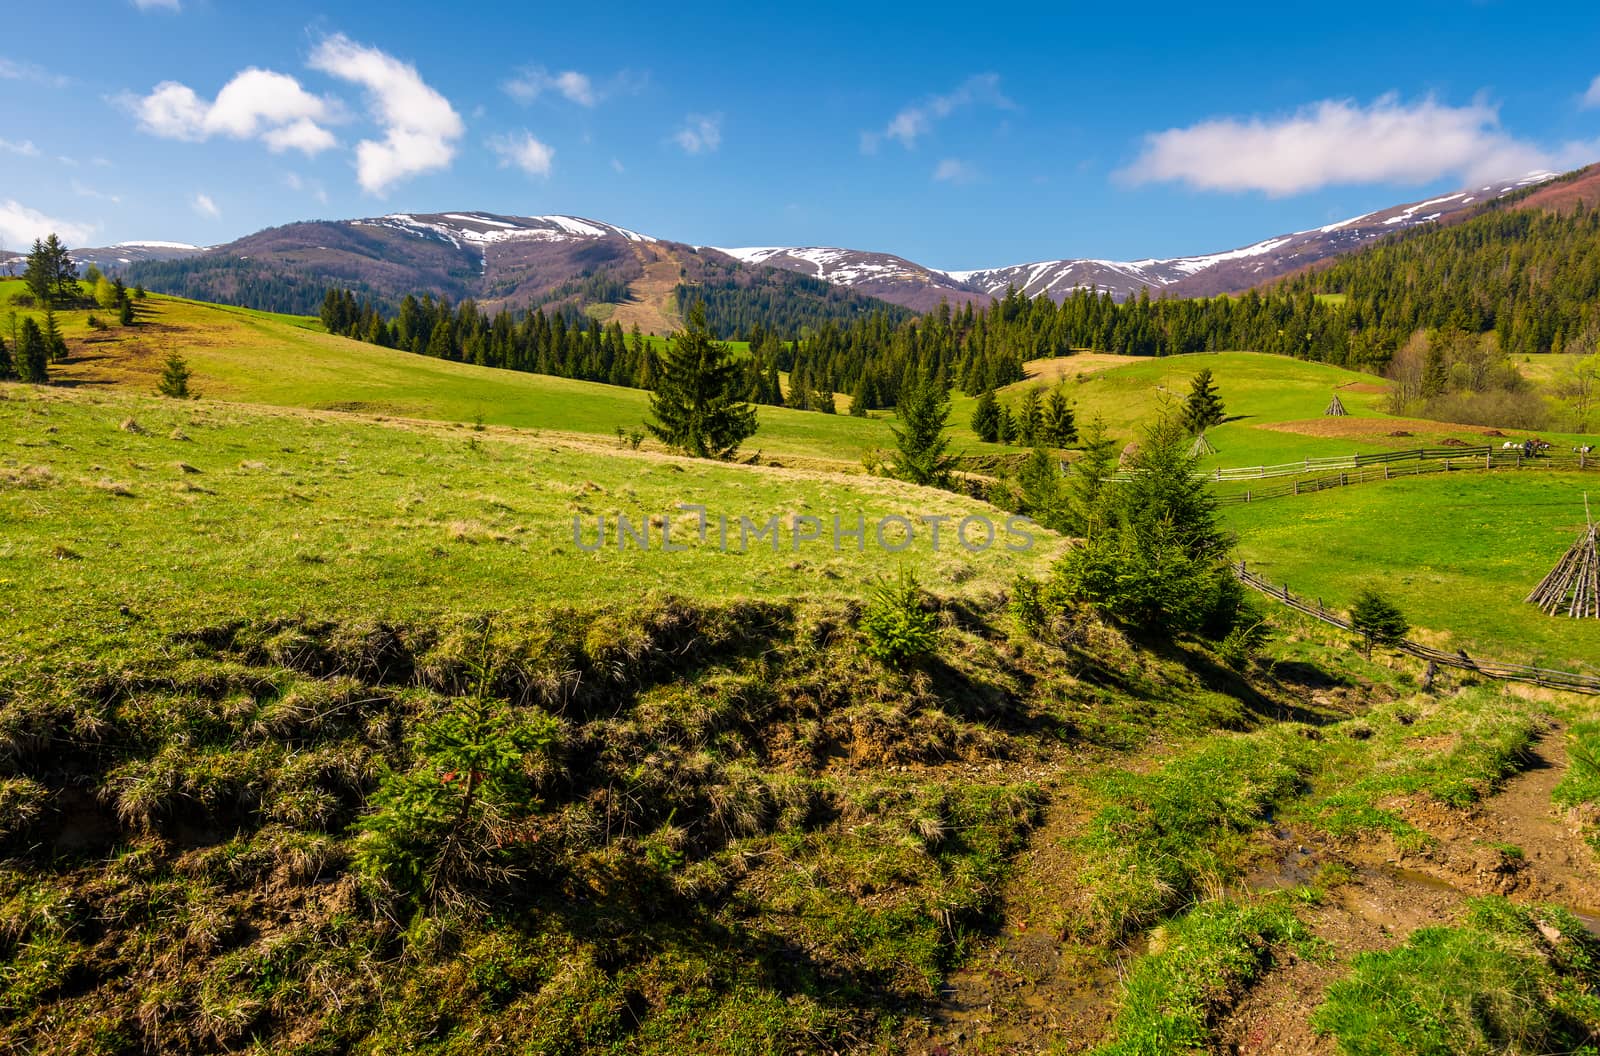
[{"left": 359, "top": 212, "right": 657, "bottom": 248}]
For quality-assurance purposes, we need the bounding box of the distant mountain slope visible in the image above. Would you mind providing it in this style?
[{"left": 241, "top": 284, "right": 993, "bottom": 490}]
[
  {"left": 120, "top": 211, "right": 908, "bottom": 337},
  {"left": 733, "top": 172, "right": 1559, "bottom": 306},
  {"left": 710, "top": 246, "right": 986, "bottom": 311},
  {"left": 43, "top": 164, "right": 1590, "bottom": 332},
  {"left": 1, "top": 241, "right": 204, "bottom": 274},
  {"left": 1279, "top": 163, "right": 1600, "bottom": 357}
]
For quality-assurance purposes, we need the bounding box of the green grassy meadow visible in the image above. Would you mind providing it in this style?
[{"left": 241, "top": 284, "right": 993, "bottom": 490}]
[
  {"left": 0, "top": 385, "right": 1055, "bottom": 658},
  {"left": 8, "top": 280, "right": 985, "bottom": 467},
  {"left": 13, "top": 273, "right": 1600, "bottom": 1053},
  {"left": 1224, "top": 470, "right": 1600, "bottom": 669}
]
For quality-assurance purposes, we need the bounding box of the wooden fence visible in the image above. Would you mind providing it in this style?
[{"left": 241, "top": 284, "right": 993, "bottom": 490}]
[
  {"left": 1234, "top": 563, "right": 1600, "bottom": 695},
  {"left": 1214, "top": 451, "right": 1599, "bottom": 506}
]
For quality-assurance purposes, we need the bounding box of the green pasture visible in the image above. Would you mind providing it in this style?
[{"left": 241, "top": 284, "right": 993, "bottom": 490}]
[
  {"left": 1223, "top": 469, "right": 1600, "bottom": 670},
  {"left": 0, "top": 385, "right": 1057, "bottom": 656}
]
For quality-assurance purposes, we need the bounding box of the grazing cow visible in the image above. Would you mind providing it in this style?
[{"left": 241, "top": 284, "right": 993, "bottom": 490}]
[
  {"left": 1502, "top": 441, "right": 1521, "bottom": 450},
  {"left": 1577, "top": 444, "right": 1595, "bottom": 455}
]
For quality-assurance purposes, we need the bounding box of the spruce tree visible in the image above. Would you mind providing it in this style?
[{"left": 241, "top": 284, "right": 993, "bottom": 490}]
[
  {"left": 1018, "top": 446, "right": 1067, "bottom": 531},
  {"left": 42, "top": 308, "right": 67, "bottom": 361},
  {"left": 1018, "top": 386, "right": 1043, "bottom": 445},
  {"left": 0, "top": 332, "right": 11, "bottom": 380},
  {"left": 889, "top": 371, "right": 957, "bottom": 488},
  {"left": 1043, "top": 387, "right": 1077, "bottom": 445},
  {"left": 970, "top": 388, "right": 1000, "bottom": 442},
  {"left": 849, "top": 374, "right": 872, "bottom": 417},
  {"left": 23, "top": 239, "right": 51, "bottom": 304},
  {"left": 1181, "top": 368, "right": 1225, "bottom": 434},
  {"left": 157, "top": 351, "right": 192, "bottom": 398},
  {"left": 16, "top": 318, "right": 48, "bottom": 384},
  {"left": 998, "top": 405, "right": 1018, "bottom": 445},
  {"left": 645, "top": 301, "right": 758, "bottom": 459},
  {"left": 1066, "top": 416, "right": 1118, "bottom": 535},
  {"left": 1119, "top": 412, "right": 1225, "bottom": 560},
  {"left": 119, "top": 297, "right": 135, "bottom": 327},
  {"left": 1349, "top": 590, "right": 1409, "bottom": 659}
]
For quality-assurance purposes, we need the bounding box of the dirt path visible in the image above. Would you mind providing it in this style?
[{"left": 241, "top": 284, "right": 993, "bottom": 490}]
[
  {"left": 911, "top": 724, "right": 1600, "bottom": 1055},
  {"left": 1221, "top": 724, "right": 1600, "bottom": 1054},
  {"left": 906, "top": 780, "right": 1120, "bottom": 1055}
]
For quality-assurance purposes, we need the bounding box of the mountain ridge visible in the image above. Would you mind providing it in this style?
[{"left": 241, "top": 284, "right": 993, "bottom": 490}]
[{"left": 8, "top": 166, "right": 1588, "bottom": 324}]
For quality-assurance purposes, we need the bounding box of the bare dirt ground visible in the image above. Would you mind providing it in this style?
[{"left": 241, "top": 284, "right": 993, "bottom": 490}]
[
  {"left": 906, "top": 785, "right": 1121, "bottom": 1055},
  {"left": 607, "top": 243, "right": 685, "bottom": 337},
  {"left": 908, "top": 721, "right": 1600, "bottom": 1055},
  {"left": 1021, "top": 354, "right": 1153, "bottom": 385},
  {"left": 1256, "top": 416, "right": 1494, "bottom": 440}
]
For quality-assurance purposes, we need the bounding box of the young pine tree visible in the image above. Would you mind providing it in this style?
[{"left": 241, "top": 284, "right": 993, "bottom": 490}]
[
  {"left": 0, "top": 332, "right": 11, "bottom": 380},
  {"left": 157, "top": 351, "right": 193, "bottom": 398},
  {"left": 646, "top": 301, "right": 758, "bottom": 459},
  {"left": 970, "top": 387, "right": 1001, "bottom": 442},
  {"left": 1181, "top": 367, "right": 1226, "bottom": 434},
  {"left": 1066, "top": 415, "right": 1118, "bottom": 535},
  {"left": 118, "top": 296, "right": 135, "bottom": 326},
  {"left": 23, "top": 238, "right": 52, "bottom": 304},
  {"left": 1018, "top": 386, "right": 1043, "bottom": 446},
  {"left": 1349, "top": 590, "right": 1409, "bottom": 658},
  {"left": 890, "top": 371, "right": 958, "bottom": 488},
  {"left": 998, "top": 404, "right": 1018, "bottom": 445},
  {"left": 42, "top": 308, "right": 67, "bottom": 361},
  {"left": 1043, "top": 386, "right": 1077, "bottom": 446},
  {"left": 1018, "top": 446, "right": 1068, "bottom": 531},
  {"left": 16, "top": 318, "right": 49, "bottom": 384}
]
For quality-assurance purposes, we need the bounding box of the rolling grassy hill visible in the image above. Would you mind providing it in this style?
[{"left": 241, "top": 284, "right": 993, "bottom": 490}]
[
  {"left": 1223, "top": 472, "right": 1600, "bottom": 670},
  {"left": 11, "top": 279, "right": 1600, "bottom": 1055},
  {"left": 14, "top": 279, "right": 1599, "bottom": 671},
  {"left": 9, "top": 281, "right": 930, "bottom": 466},
  {"left": 966, "top": 350, "right": 1592, "bottom": 468},
  {"left": 0, "top": 385, "right": 1053, "bottom": 655}
]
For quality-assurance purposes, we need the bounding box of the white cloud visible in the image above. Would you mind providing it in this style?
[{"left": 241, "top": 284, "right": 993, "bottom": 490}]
[
  {"left": 1584, "top": 75, "right": 1600, "bottom": 109},
  {"left": 610, "top": 158, "right": 625, "bottom": 174},
  {"left": 283, "top": 172, "right": 330, "bottom": 205},
  {"left": 309, "top": 34, "right": 463, "bottom": 195},
  {"left": 192, "top": 192, "right": 220, "bottom": 219},
  {"left": 673, "top": 113, "right": 721, "bottom": 154},
  {"left": 0, "top": 138, "right": 39, "bottom": 157},
  {"left": 71, "top": 181, "right": 122, "bottom": 204},
  {"left": 0, "top": 58, "right": 69, "bottom": 86},
  {"left": 503, "top": 67, "right": 595, "bottom": 107},
  {"left": 1120, "top": 94, "right": 1571, "bottom": 195},
  {"left": 862, "top": 73, "right": 1013, "bottom": 153},
  {"left": 128, "top": 68, "right": 336, "bottom": 155},
  {"left": 131, "top": 0, "right": 181, "bottom": 10},
  {"left": 932, "top": 158, "right": 978, "bottom": 184},
  {"left": 0, "top": 200, "right": 95, "bottom": 252},
  {"left": 488, "top": 131, "right": 555, "bottom": 177}
]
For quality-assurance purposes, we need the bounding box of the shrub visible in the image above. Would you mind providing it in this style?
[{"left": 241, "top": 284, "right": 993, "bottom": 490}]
[
  {"left": 353, "top": 689, "right": 559, "bottom": 905},
  {"left": 860, "top": 571, "right": 939, "bottom": 666},
  {"left": 1349, "top": 589, "right": 1409, "bottom": 658}
]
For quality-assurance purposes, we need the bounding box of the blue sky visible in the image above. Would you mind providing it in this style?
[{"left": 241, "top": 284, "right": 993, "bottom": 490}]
[{"left": 3, "top": 1, "right": 1599, "bottom": 269}]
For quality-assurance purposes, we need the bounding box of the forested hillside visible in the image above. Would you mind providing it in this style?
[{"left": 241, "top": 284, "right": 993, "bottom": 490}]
[{"left": 1282, "top": 183, "right": 1600, "bottom": 357}]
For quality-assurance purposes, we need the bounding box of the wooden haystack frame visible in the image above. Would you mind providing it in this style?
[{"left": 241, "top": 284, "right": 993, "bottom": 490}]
[
  {"left": 1526, "top": 497, "right": 1600, "bottom": 619},
  {"left": 1325, "top": 393, "right": 1347, "bottom": 416},
  {"left": 1190, "top": 431, "right": 1217, "bottom": 457}
]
